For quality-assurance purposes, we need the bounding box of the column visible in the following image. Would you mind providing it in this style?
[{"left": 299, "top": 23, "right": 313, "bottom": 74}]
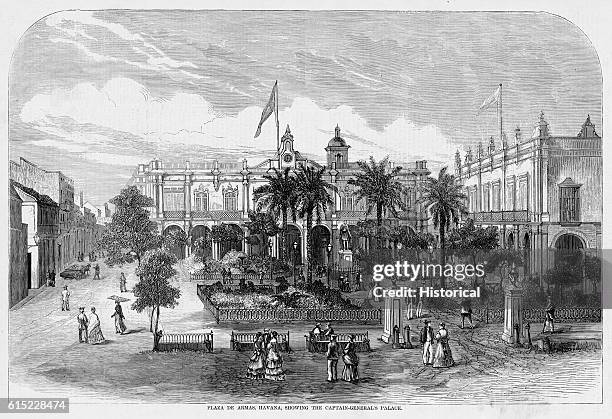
[
  {"left": 157, "top": 179, "right": 163, "bottom": 217},
  {"left": 184, "top": 178, "right": 191, "bottom": 218},
  {"left": 501, "top": 288, "right": 524, "bottom": 344},
  {"left": 381, "top": 296, "right": 405, "bottom": 344}
]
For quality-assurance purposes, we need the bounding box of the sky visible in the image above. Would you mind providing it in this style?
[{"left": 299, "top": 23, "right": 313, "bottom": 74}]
[{"left": 8, "top": 11, "right": 601, "bottom": 203}]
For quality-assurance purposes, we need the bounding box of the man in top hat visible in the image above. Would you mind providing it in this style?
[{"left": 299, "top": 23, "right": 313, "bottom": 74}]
[
  {"left": 326, "top": 334, "right": 340, "bottom": 382},
  {"left": 77, "top": 306, "right": 89, "bottom": 343},
  {"left": 420, "top": 319, "right": 435, "bottom": 365},
  {"left": 93, "top": 263, "right": 101, "bottom": 280}
]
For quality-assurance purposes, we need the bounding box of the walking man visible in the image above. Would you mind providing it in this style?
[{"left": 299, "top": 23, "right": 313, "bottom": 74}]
[
  {"left": 61, "top": 285, "right": 70, "bottom": 311},
  {"left": 542, "top": 295, "right": 556, "bottom": 333},
  {"left": 93, "top": 264, "right": 101, "bottom": 280},
  {"left": 326, "top": 334, "right": 339, "bottom": 382},
  {"left": 420, "top": 319, "right": 435, "bottom": 365},
  {"left": 77, "top": 306, "right": 89, "bottom": 343},
  {"left": 119, "top": 272, "right": 127, "bottom": 292},
  {"left": 460, "top": 299, "right": 474, "bottom": 329}
]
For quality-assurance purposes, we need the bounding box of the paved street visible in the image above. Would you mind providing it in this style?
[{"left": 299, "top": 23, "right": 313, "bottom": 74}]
[{"left": 9, "top": 261, "right": 602, "bottom": 404}]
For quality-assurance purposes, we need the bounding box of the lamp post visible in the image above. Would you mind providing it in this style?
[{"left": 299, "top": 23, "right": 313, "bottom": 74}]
[
  {"left": 292, "top": 240, "right": 298, "bottom": 286},
  {"left": 268, "top": 238, "right": 273, "bottom": 283},
  {"left": 326, "top": 242, "right": 332, "bottom": 287},
  {"left": 28, "top": 232, "right": 40, "bottom": 248}
]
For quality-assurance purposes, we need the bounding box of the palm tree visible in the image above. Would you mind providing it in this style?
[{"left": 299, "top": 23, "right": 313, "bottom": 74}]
[
  {"left": 349, "top": 156, "right": 406, "bottom": 248},
  {"left": 294, "top": 164, "right": 336, "bottom": 283},
  {"left": 253, "top": 167, "right": 297, "bottom": 261},
  {"left": 420, "top": 166, "right": 468, "bottom": 253}
]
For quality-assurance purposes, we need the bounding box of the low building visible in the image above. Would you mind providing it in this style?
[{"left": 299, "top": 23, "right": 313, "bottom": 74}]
[
  {"left": 11, "top": 180, "right": 60, "bottom": 289},
  {"left": 9, "top": 184, "right": 29, "bottom": 307},
  {"left": 130, "top": 125, "right": 431, "bottom": 265}
]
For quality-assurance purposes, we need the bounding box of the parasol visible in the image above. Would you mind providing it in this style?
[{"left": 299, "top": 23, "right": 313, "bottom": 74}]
[{"left": 107, "top": 295, "right": 131, "bottom": 302}]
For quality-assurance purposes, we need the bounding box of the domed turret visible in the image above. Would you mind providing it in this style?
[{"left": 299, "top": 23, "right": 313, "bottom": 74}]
[{"left": 325, "top": 124, "right": 350, "bottom": 167}]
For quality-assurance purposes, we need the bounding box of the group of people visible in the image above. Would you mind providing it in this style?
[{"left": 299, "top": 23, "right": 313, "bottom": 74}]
[
  {"left": 76, "top": 301, "right": 128, "bottom": 344},
  {"left": 246, "top": 329, "right": 285, "bottom": 381},
  {"left": 419, "top": 320, "right": 455, "bottom": 368},
  {"left": 325, "top": 334, "right": 359, "bottom": 383}
]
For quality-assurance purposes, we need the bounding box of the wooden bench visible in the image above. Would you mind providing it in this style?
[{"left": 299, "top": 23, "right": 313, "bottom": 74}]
[
  {"left": 305, "top": 331, "right": 370, "bottom": 353},
  {"left": 230, "top": 331, "right": 291, "bottom": 352},
  {"left": 157, "top": 331, "right": 214, "bottom": 352}
]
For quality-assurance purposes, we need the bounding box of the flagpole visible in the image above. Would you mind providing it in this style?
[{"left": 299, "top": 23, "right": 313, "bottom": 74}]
[
  {"left": 275, "top": 80, "right": 280, "bottom": 159},
  {"left": 498, "top": 83, "right": 503, "bottom": 142}
]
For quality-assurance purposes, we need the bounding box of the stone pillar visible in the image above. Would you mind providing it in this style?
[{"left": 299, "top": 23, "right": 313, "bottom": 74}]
[
  {"left": 501, "top": 288, "right": 523, "bottom": 344},
  {"left": 184, "top": 178, "right": 191, "bottom": 218},
  {"left": 381, "top": 296, "right": 405, "bottom": 344}
]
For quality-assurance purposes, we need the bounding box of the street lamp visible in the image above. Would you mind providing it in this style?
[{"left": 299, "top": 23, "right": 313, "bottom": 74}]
[
  {"left": 326, "top": 241, "right": 333, "bottom": 287},
  {"left": 268, "top": 238, "right": 273, "bottom": 282},
  {"left": 292, "top": 240, "right": 298, "bottom": 286},
  {"left": 28, "top": 232, "right": 40, "bottom": 248}
]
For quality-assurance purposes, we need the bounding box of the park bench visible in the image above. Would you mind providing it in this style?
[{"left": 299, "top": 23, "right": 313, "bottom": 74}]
[
  {"left": 230, "top": 330, "right": 291, "bottom": 352},
  {"left": 304, "top": 331, "right": 370, "bottom": 353},
  {"left": 157, "top": 331, "right": 214, "bottom": 352}
]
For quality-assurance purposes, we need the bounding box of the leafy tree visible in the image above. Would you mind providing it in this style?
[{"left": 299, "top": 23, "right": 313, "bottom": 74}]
[
  {"left": 245, "top": 210, "right": 280, "bottom": 256},
  {"left": 447, "top": 218, "right": 499, "bottom": 265},
  {"left": 163, "top": 228, "right": 187, "bottom": 253},
  {"left": 96, "top": 186, "right": 161, "bottom": 266},
  {"left": 211, "top": 224, "right": 244, "bottom": 254},
  {"left": 294, "top": 164, "right": 336, "bottom": 283},
  {"left": 253, "top": 167, "right": 297, "bottom": 260},
  {"left": 133, "top": 249, "right": 181, "bottom": 350},
  {"left": 349, "top": 156, "right": 406, "bottom": 248}
]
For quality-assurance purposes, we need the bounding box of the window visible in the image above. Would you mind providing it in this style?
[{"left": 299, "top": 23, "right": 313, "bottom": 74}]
[
  {"left": 223, "top": 188, "right": 238, "bottom": 211},
  {"left": 341, "top": 195, "right": 354, "bottom": 211},
  {"left": 163, "top": 188, "right": 185, "bottom": 211},
  {"left": 482, "top": 184, "right": 490, "bottom": 212},
  {"left": 518, "top": 179, "right": 528, "bottom": 210},
  {"left": 492, "top": 183, "right": 501, "bottom": 211},
  {"left": 505, "top": 180, "right": 515, "bottom": 210},
  {"left": 559, "top": 178, "right": 581, "bottom": 223},
  {"left": 194, "top": 190, "right": 209, "bottom": 211}
]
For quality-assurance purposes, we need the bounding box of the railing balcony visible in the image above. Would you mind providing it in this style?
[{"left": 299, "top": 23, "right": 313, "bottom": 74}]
[
  {"left": 470, "top": 210, "right": 529, "bottom": 223},
  {"left": 190, "top": 210, "right": 243, "bottom": 221},
  {"left": 163, "top": 210, "right": 186, "bottom": 219}
]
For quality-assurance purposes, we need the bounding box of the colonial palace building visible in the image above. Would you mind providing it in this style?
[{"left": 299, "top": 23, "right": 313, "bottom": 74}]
[
  {"left": 455, "top": 112, "right": 602, "bottom": 280},
  {"left": 130, "top": 125, "right": 431, "bottom": 265}
]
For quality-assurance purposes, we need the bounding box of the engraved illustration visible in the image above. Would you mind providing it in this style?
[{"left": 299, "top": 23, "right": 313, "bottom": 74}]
[{"left": 7, "top": 10, "right": 602, "bottom": 405}]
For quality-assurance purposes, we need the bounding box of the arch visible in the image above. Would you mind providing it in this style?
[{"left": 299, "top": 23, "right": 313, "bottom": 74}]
[
  {"left": 218, "top": 223, "right": 244, "bottom": 258},
  {"left": 310, "top": 224, "right": 331, "bottom": 266},
  {"left": 163, "top": 225, "right": 186, "bottom": 260},
  {"left": 190, "top": 225, "right": 212, "bottom": 259},
  {"left": 554, "top": 233, "right": 585, "bottom": 250},
  {"left": 286, "top": 224, "right": 302, "bottom": 264},
  {"left": 523, "top": 232, "right": 530, "bottom": 249},
  {"left": 507, "top": 232, "right": 514, "bottom": 249}
]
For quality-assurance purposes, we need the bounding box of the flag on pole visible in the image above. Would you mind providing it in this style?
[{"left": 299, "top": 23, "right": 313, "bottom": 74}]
[
  {"left": 254, "top": 81, "right": 278, "bottom": 138},
  {"left": 477, "top": 85, "right": 501, "bottom": 114}
]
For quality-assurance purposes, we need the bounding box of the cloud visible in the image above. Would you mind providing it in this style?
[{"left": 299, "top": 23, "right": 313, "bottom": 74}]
[
  {"left": 20, "top": 77, "right": 455, "bottom": 167},
  {"left": 45, "top": 11, "right": 200, "bottom": 76}
]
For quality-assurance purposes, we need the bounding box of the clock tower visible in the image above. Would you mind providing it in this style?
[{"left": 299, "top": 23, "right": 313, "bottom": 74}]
[{"left": 279, "top": 125, "right": 297, "bottom": 168}]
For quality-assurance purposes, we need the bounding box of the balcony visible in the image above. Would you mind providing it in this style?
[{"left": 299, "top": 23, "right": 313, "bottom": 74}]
[
  {"left": 335, "top": 210, "right": 416, "bottom": 221},
  {"left": 190, "top": 210, "right": 243, "bottom": 221},
  {"left": 470, "top": 210, "right": 529, "bottom": 223},
  {"left": 163, "top": 211, "right": 186, "bottom": 219}
]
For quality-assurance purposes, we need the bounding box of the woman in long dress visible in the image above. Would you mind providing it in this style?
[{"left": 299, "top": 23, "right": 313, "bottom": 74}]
[
  {"left": 342, "top": 335, "right": 359, "bottom": 383},
  {"left": 264, "top": 331, "right": 285, "bottom": 381},
  {"left": 111, "top": 301, "right": 127, "bottom": 334},
  {"left": 88, "top": 307, "right": 105, "bottom": 344},
  {"left": 432, "top": 322, "right": 454, "bottom": 368},
  {"left": 246, "top": 332, "right": 266, "bottom": 380}
]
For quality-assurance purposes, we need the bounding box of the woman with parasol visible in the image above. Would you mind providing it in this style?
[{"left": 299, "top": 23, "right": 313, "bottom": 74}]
[{"left": 108, "top": 295, "right": 130, "bottom": 335}]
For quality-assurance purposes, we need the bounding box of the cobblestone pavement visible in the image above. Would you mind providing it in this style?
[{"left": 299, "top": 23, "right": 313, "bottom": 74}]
[{"left": 8, "top": 261, "right": 602, "bottom": 404}]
